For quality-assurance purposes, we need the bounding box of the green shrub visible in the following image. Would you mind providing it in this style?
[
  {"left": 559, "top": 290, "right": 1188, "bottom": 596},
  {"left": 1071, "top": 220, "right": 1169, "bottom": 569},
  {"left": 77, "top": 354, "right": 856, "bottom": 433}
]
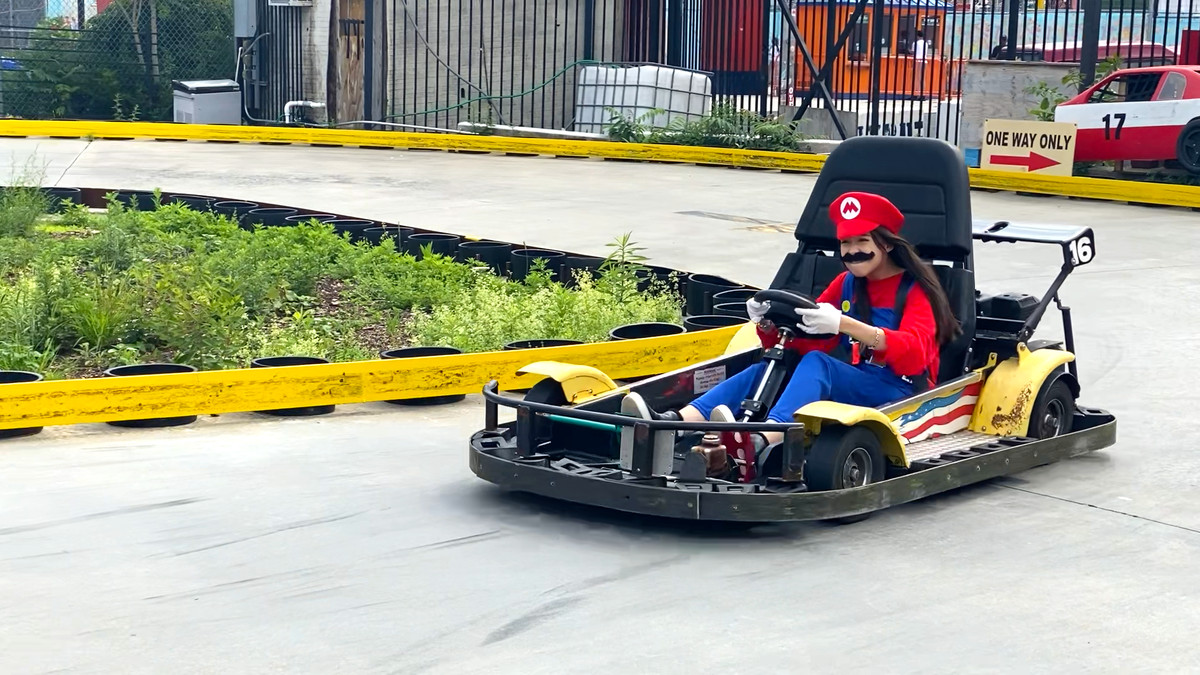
[
  {"left": 0, "top": 186, "right": 50, "bottom": 238},
  {"left": 407, "top": 266, "right": 682, "bottom": 352},
  {"left": 0, "top": 195, "right": 689, "bottom": 377}
]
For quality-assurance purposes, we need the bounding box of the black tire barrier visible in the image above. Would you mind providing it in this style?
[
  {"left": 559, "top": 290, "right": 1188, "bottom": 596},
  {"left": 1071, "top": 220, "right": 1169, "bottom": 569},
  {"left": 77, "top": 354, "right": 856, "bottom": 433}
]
[
  {"left": 102, "top": 363, "right": 200, "bottom": 428},
  {"left": 113, "top": 189, "right": 159, "bottom": 211},
  {"left": 503, "top": 339, "right": 585, "bottom": 350},
  {"left": 404, "top": 232, "right": 461, "bottom": 259},
  {"left": 609, "top": 322, "right": 687, "bottom": 340},
  {"left": 327, "top": 219, "right": 378, "bottom": 243},
  {"left": 249, "top": 356, "right": 337, "bottom": 417},
  {"left": 712, "top": 288, "right": 757, "bottom": 305},
  {"left": 285, "top": 213, "right": 338, "bottom": 225},
  {"left": 511, "top": 248, "right": 567, "bottom": 281},
  {"left": 379, "top": 346, "right": 467, "bottom": 405},
  {"left": 42, "top": 186, "right": 82, "bottom": 213},
  {"left": 457, "top": 240, "right": 512, "bottom": 275},
  {"left": 559, "top": 255, "right": 605, "bottom": 288},
  {"left": 245, "top": 207, "right": 298, "bottom": 227},
  {"left": 683, "top": 314, "right": 748, "bottom": 332},
  {"left": 164, "top": 193, "right": 214, "bottom": 212},
  {"left": 686, "top": 273, "right": 745, "bottom": 315},
  {"left": 713, "top": 301, "right": 750, "bottom": 319},
  {"left": 0, "top": 370, "right": 44, "bottom": 439},
  {"left": 213, "top": 200, "right": 260, "bottom": 227},
  {"left": 364, "top": 225, "right": 411, "bottom": 246}
]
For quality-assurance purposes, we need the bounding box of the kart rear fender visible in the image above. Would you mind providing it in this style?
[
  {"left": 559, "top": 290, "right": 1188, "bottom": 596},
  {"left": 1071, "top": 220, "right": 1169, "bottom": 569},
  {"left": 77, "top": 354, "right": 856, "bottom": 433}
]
[
  {"left": 792, "top": 401, "right": 909, "bottom": 468},
  {"left": 970, "top": 343, "right": 1076, "bottom": 436},
  {"left": 516, "top": 361, "right": 620, "bottom": 404}
]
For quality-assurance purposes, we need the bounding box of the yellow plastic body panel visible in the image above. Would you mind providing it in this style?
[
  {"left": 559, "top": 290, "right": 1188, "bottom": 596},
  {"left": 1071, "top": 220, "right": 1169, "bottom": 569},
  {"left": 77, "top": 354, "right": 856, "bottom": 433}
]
[
  {"left": 516, "top": 361, "right": 620, "bottom": 404},
  {"left": 969, "top": 343, "right": 1075, "bottom": 436},
  {"left": 793, "top": 401, "right": 909, "bottom": 468},
  {"left": 722, "top": 321, "right": 761, "bottom": 355}
]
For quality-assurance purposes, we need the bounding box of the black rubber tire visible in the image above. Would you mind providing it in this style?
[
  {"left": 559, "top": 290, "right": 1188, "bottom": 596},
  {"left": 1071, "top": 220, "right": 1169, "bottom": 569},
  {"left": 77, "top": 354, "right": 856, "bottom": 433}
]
[
  {"left": 804, "top": 425, "right": 887, "bottom": 492},
  {"left": 1176, "top": 119, "right": 1200, "bottom": 174},
  {"left": 524, "top": 378, "right": 569, "bottom": 440},
  {"left": 524, "top": 377, "right": 569, "bottom": 405},
  {"left": 1027, "top": 377, "right": 1076, "bottom": 439}
]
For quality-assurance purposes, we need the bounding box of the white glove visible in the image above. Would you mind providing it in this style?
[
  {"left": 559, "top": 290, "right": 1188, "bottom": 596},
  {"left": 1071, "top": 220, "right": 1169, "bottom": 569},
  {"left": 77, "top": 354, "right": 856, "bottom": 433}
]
[
  {"left": 795, "top": 302, "right": 842, "bottom": 335},
  {"left": 746, "top": 298, "right": 770, "bottom": 324}
]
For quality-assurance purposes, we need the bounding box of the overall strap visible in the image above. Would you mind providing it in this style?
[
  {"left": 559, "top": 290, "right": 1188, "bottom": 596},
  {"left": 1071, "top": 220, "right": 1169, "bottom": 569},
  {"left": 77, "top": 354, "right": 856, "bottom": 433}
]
[
  {"left": 893, "top": 272, "right": 932, "bottom": 392},
  {"left": 894, "top": 272, "right": 915, "bottom": 323}
]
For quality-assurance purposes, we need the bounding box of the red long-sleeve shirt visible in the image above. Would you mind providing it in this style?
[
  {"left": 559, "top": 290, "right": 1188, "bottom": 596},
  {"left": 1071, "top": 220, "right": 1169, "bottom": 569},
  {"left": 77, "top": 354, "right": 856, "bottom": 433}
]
[{"left": 756, "top": 271, "right": 939, "bottom": 384}]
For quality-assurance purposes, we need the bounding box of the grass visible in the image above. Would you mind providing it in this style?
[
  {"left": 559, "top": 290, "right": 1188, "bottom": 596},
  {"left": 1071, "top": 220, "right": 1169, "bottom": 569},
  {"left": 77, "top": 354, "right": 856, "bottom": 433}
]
[{"left": 0, "top": 194, "right": 685, "bottom": 379}]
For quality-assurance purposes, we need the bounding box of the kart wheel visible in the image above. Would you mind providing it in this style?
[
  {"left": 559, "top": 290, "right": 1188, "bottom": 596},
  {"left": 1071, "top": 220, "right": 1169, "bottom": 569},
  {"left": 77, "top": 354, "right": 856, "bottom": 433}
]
[
  {"left": 1028, "top": 377, "right": 1075, "bottom": 439},
  {"left": 1176, "top": 119, "right": 1200, "bottom": 174},
  {"left": 525, "top": 378, "right": 568, "bottom": 439},
  {"left": 805, "top": 426, "right": 887, "bottom": 524},
  {"left": 524, "top": 377, "right": 568, "bottom": 405},
  {"left": 805, "top": 425, "right": 886, "bottom": 492}
]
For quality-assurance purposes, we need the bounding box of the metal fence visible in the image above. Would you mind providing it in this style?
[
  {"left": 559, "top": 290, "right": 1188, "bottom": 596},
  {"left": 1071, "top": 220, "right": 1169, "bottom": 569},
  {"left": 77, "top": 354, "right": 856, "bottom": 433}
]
[
  {"left": 380, "top": 0, "right": 1200, "bottom": 143},
  {"left": 242, "top": 0, "right": 306, "bottom": 124},
  {"left": 0, "top": 0, "right": 235, "bottom": 121},
  {"left": 385, "top": 0, "right": 798, "bottom": 133}
]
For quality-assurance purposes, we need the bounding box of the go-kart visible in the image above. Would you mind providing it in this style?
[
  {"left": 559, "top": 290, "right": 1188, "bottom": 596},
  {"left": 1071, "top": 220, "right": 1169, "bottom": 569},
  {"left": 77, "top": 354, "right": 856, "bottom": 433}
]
[{"left": 467, "top": 136, "right": 1117, "bottom": 523}]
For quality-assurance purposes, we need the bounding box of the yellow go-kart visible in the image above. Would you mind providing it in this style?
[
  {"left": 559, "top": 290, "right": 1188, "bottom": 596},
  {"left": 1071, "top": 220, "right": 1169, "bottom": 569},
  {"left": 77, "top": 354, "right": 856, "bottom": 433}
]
[{"left": 468, "top": 136, "right": 1116, "bottom": 523}]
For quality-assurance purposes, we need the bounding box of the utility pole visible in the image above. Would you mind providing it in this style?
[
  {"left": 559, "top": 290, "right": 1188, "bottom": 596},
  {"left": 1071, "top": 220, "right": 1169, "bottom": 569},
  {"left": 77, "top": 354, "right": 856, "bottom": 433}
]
[{"left": 77, "top": 0, "right": 87, "bottom": 28}]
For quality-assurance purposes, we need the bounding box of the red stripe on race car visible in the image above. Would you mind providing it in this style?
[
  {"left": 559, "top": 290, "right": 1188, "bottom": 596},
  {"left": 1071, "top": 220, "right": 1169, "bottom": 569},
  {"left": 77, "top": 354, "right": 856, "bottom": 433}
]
[
  {"left": 1074, "top": 123, "right": 1182, "bottom": 162},
  {"left": 902, "top": 403, "right": 975, "bottom": 440}
]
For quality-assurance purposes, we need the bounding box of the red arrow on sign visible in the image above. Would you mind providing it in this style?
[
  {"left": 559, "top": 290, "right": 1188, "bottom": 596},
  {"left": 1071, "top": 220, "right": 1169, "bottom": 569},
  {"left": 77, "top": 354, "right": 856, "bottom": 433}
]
[{"left": 990, "top": 151, "right": 1060, "bottom": 172}]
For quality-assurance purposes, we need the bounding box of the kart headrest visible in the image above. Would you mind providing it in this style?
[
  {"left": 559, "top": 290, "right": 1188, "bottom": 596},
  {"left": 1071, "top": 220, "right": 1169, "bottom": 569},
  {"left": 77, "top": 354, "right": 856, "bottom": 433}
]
[{"left": 794, "top": 137, "right": 973, "bottom": 262}]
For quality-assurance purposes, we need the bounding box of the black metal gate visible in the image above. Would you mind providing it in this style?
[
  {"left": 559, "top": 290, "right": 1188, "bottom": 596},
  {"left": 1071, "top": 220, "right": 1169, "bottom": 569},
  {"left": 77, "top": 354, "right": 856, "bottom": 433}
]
[{"left": 243, "top": 0, "right": 306, "bottom": 124}]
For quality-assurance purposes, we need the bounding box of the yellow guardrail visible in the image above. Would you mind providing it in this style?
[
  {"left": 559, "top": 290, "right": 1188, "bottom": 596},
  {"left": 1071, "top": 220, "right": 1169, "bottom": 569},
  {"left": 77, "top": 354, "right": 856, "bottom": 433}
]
[
  {"left": 2, "top": 119, "right": 1198, "bottom": 208},
  {"left": 0, "top": 325, "right": 745, "bottom": 431}
]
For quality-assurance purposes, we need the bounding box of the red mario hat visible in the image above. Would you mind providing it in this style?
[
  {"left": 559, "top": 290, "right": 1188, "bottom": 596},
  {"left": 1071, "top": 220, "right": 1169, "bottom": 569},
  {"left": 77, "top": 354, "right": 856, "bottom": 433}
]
[{"left": 829, "top": 191, "right": 904, "bottom": 240}]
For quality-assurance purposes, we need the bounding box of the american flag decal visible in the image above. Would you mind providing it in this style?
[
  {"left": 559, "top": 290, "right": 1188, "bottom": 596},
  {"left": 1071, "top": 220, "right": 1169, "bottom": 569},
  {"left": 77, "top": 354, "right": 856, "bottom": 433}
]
[{"left": 894, "top": 381, "right": 982, "bottom": 443}]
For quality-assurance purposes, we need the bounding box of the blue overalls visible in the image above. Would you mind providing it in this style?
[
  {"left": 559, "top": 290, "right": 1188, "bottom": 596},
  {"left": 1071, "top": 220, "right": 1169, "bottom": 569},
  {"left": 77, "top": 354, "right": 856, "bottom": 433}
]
[{"left": 691, "top": 273, "right": 917, "bottom": 423}]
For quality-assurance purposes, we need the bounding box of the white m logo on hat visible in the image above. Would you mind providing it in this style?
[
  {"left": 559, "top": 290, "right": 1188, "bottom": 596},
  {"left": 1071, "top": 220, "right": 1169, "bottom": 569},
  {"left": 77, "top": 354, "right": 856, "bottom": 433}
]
[{"left": 840, "top": 196, "right": 861, "bottom": 220}]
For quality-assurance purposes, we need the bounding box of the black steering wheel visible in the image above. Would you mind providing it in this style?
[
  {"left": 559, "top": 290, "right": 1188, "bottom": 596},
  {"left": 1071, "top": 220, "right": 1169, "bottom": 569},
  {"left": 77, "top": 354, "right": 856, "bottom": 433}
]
[{"left": 752, "top": 289, "right": 839, "bottom": 340}]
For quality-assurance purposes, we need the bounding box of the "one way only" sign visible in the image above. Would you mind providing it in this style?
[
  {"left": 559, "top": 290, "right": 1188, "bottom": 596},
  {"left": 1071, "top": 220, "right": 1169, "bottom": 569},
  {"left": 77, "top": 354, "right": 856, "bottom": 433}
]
[{"left": 981, "top": 119, "right": 1077, "bottom": 176}]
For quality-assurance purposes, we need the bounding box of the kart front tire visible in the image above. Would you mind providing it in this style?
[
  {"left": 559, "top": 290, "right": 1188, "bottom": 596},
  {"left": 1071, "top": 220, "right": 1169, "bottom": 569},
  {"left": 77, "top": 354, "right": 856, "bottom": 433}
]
[
  {"left": 525, "top": 378, "right": 568, "bottom": 405},
  {"left": 805, "top": 425, "right": 887, "bottom": 524}
]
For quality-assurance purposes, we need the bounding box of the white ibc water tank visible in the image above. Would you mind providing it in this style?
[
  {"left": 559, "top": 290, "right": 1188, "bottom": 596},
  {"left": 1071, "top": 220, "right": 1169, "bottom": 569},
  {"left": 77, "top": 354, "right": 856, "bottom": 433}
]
[{"left": 574, "top": 64, "right": 712, "bottom": 135}]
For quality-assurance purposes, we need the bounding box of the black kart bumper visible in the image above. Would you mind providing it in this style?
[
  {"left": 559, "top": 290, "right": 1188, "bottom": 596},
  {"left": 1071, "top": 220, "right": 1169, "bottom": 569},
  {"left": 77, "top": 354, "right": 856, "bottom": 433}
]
[{"left": 468, "top": 382, "right": 1117, "bottom": 522}]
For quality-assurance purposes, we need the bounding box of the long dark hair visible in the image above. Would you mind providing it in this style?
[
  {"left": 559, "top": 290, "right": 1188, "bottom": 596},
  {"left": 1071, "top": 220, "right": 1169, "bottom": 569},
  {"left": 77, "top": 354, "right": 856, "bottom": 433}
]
[{"left": 868, "top": 228, "right": 962, "bottom": 346}]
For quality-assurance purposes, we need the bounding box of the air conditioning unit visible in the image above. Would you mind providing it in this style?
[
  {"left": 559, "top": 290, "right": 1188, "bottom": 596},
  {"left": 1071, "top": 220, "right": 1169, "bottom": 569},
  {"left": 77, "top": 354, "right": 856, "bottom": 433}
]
[{"left": 267, "top": 0, "right": 313, "bottom": 6}]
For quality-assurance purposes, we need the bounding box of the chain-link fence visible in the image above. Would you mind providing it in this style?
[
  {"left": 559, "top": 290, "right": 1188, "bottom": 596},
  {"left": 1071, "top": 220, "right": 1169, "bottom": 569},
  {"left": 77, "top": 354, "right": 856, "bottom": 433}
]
[{"left": 0, "top": 0, "right": 235, "bottom": 121}]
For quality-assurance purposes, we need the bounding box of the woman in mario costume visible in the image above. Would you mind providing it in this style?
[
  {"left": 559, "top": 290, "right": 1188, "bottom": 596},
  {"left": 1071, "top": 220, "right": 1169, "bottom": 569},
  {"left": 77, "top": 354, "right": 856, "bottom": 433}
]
[{"left": 623, "top": 191, "right": 962, "bottom": 452}]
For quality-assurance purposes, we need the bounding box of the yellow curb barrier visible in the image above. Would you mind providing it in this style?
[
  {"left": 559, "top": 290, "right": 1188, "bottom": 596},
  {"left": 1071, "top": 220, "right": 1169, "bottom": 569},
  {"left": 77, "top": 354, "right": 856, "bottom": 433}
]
[
  {"left": 0, "top": 324, "right": 745, "bottom": 431},
  {"left": 2, "top": 119, "right": 1198, "bottom": 208}
]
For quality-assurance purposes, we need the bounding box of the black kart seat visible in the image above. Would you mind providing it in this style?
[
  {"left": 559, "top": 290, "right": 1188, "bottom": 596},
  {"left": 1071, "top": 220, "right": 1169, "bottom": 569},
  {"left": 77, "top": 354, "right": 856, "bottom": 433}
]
[{"left": 768, "top": 136, "right": 977, "bottom": 384}]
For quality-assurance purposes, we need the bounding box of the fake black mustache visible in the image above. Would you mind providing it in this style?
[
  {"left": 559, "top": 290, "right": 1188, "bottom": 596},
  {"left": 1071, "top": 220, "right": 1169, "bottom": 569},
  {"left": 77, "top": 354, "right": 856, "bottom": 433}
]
[{"left": 841, "top": 251, "right": 876, "bottom": 263}]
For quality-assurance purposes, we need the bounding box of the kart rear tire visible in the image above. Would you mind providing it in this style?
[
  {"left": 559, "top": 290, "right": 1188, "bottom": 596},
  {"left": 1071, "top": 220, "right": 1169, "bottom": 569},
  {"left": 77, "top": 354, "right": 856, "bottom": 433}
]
[
  {"left": 1028, "top": 377, "right": 1075, "bottom": 439},
  {"left": 805, "top": 425, "right": 887, "bottom": 524}
]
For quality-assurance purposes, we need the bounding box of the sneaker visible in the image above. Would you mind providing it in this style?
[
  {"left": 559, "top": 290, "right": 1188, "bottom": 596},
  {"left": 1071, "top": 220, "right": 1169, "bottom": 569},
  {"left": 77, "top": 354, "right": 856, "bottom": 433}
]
[
  {"left": 620, "top": 392, "right": 681, "bottom": 421},
  {"left": 708, "top": 405, "right": 737, "bottom": 424}
]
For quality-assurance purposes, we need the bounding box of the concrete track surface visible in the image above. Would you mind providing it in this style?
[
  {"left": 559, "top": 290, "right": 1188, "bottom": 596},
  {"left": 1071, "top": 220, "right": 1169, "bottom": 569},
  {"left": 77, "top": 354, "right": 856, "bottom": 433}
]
[{"left": 1, "top": 139, "right": 1198, "bottom": 673}]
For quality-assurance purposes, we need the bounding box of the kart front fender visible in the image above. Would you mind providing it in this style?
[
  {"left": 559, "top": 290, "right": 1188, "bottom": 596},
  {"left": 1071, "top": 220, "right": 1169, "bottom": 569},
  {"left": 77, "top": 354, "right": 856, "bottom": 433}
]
[
  {"left": 516, "top": 361, "right": 620, "bottom": 404},
  {"left": 793, "top": 401, "right": 909, "bottom": 468},
  {"left": 970, "top": 343, "right": 1075, "bottom": 436}
]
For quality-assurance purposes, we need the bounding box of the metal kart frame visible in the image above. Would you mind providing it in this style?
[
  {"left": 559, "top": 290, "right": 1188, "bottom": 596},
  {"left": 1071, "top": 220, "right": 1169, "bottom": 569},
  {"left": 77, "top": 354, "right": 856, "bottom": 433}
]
[
  {"left": 970, "top": 219, "right": 1097, "bottom": 377},
  {"left": 470, "top": 377, "right": 1115, "bottom": 522}
]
